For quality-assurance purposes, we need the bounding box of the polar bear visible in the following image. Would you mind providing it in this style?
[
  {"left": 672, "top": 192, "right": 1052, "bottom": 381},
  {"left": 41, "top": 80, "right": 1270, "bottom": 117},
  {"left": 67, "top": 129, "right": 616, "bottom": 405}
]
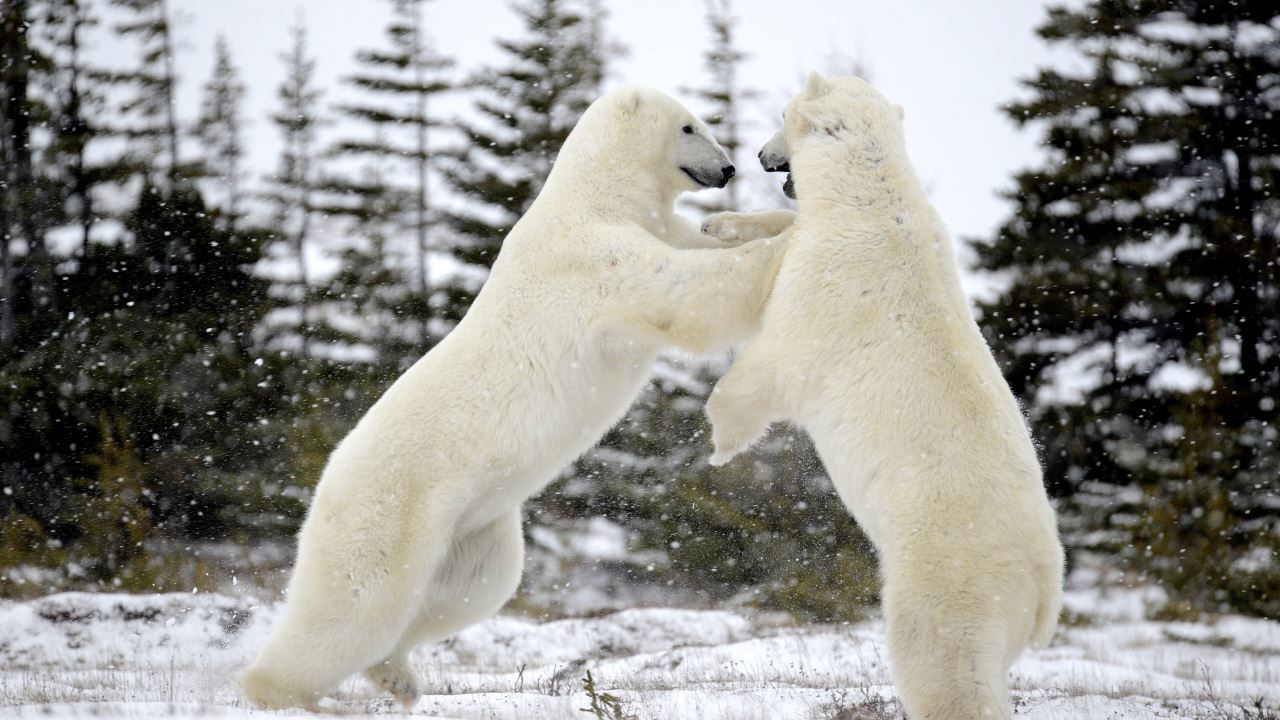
[
  {"left": 240, "top": 87, "right": 786, "bottom": 708},
  {"left": 703, "top": 73, "right": 1064, "bottom": 720}
]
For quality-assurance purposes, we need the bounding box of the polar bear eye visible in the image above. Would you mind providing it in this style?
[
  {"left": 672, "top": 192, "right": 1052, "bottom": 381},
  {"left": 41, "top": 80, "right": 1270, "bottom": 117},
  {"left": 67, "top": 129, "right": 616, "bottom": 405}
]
[{"left": 682, "top": 125, "right": 694, "bottom": 134}]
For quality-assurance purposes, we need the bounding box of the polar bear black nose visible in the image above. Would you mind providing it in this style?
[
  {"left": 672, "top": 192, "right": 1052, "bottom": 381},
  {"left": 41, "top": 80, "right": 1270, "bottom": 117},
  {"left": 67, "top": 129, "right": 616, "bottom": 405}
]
[{"left": 721, "top": 165, "right": 735, "bottom": 184}]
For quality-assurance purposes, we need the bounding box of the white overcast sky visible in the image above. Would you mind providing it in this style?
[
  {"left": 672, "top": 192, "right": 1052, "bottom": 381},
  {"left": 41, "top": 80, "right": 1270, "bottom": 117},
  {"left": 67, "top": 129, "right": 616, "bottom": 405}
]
[{"left": 95, "top": 0, "right": 1078, "bottom": 285}]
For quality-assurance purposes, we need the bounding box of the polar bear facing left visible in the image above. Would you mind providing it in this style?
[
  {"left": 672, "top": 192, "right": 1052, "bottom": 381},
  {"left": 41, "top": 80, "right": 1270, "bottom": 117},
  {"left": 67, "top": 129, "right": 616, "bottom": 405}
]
[
  {"left": 705, "top": 74, "right": 1063, "bottom": 720},
  {"left": 239, "top": 87, "right": 787, "bottom": 709}
]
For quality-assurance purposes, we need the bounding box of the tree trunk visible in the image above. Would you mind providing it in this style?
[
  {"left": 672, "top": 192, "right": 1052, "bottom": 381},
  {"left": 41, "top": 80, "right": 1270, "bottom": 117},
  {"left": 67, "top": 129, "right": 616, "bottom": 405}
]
[
  {"left": 2, "top": 0, "right": 56, "bottom": 318},
  {"left": 295, "top": 173, "right": 311, "bottom": 360},
  {"left": 159, "top": 0, "right": 180, "bottom": 189},
  {"left": 412, "top": 7, "right": 432, "bottom": 349},
  {"left": 1224, "top": 25, "right": 1262, "bottom": 403},
  {"left": 69, "top": 10, "right": 95, "bottom": 257},
  {"left": 0, "top": 180, "right": 12, "bottom": 351}
]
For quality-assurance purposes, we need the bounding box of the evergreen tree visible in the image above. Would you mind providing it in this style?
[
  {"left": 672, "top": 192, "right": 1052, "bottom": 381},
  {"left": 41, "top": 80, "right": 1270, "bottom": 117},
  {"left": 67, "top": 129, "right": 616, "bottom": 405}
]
[
  {"left": 0, "top": 177, "right": 284, "bottom": 591},
  {"left": 975, "top": 0, "right": 1280, "bottom": 615},
  {"left": 329, "top": 0, "right": 453, "bottom": 355},
  {"left": 683, "top": 0, "right": 756, "bottom": 213},
  {"left": 1, "top": 0, "right": 296, "bottom": 590},
  {"left": 1, "top": 0, "right": 57, "bottom": 331},
  {"left": 264, "top": 15, "right": 324, "bottom": 359},
  {"left": 108, "top": 0, "right": 189, "bottom": 314},
  {"left": 437, "top": 0, "right": 615, "bottom": 322},
  {"left": 562, "top": 363, "right": 877, "bottom": 620},
  {"left": 322, "top": 146, "right": 417, "bottom": 371},
  {"left": 195, "top": 34, "right": 247, "bottom": 229},
  {"left": 1, "top": 0, "right": 328, "bottom": 594},
  {"left": 109, "top": 0, "right": 183, "bottom": 188},
  {"left": 33, "top": 0, "right": 115, "bottom": 258}
]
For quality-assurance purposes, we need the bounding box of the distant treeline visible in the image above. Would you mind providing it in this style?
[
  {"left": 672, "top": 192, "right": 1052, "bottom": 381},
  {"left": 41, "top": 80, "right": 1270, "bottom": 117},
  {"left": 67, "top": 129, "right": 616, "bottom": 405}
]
[{"left": 1, "top": 0, "right": 1277, "bottom": 619}]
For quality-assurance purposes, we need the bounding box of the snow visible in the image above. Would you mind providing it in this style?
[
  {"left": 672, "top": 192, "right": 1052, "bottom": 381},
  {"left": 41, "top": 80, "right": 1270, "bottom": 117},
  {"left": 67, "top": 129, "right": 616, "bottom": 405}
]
[
  {"left": 2, "top": 574, "right": 1278, "bottom": 720},
  {"left": 1149, "top": 361, "right": 1212, "bottom": 393},
  {"left": 1036, "top": 342, "right": 1109, "bottom": 406},
  {"left": 44, "top": 220, "right": 128, "bottom": 255},
  {"left": 1125, "top": 142, "right": 1179, "bottom": 166},
  {"left": 532, "top": 517, "right": 634, "bottom": 564}
]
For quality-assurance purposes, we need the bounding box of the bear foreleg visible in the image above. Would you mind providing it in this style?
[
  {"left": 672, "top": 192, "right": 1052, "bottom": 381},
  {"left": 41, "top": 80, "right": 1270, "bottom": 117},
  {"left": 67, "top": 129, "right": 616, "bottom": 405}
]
[
  {"left": 707, "top": 346, "right": 782, "bottom": 465},
  {"left": 701, "top": 210, "right": 796, "bottom": 244}
]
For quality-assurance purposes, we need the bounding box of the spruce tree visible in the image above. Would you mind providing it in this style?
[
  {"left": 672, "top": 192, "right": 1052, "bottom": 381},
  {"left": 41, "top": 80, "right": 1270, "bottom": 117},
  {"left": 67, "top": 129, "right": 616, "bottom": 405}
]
[
  {"left": 264, "top": 15, "right": 324, "bottom": 358},
  {"left": 437, "top": 0, "right": 614, "bottom": 322},
  {"left": 0, "top": 176, "right": 280, "bottom": 589},
  {"left": 108, "top": 0, "right": 190, "bottom": 314},
  {"left": 683, "top": 0, "right": 756, "bottom": 213},
  {"left": 975, "top": 0, "right": 1280, "bottom": 615},
  {"left": 329, "top": 0, "right": 453, "bottom": 355},
  {"left": 322, "top": 146, "right": 417, "bottom": 371},
  {"left": 33, "top": 0, "right": 115, "bottom": 258},
  {"left": 1, "top": 0, "right": 57, "bottom": 328},
  {"left": 195, "top": 34, "right": 247, "bottom": 229},
  {"left": 109, "top": 0, "right": 183, "bottom": 187},
  {"left": 1, "top": 0, "right": 300, "bottom": 591}
]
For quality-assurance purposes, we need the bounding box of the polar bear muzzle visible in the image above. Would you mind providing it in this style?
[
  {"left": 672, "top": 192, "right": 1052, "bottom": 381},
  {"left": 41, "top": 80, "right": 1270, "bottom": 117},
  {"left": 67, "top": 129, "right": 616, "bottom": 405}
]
[
  {"left": 681, "top": 164, "right": 735, "bottom": 189},
  {"left": 781, "top": 173, "right": 796, "bottom": 199},
  {"left": 675, "top": 125, "right": 735, "bottom": 189},
  {"left": 759, "top": 127, "right": 794, "bottom": 198}
]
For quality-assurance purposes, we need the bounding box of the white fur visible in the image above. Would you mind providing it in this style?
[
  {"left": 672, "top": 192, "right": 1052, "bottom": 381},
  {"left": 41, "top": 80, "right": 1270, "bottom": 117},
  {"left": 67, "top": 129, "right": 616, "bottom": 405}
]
[
  {"left": 239, "top": 87, "right": 784, "bottom": 708},
  {"left": 705, "top": 74, "right": 1064, "bottom": 720}
]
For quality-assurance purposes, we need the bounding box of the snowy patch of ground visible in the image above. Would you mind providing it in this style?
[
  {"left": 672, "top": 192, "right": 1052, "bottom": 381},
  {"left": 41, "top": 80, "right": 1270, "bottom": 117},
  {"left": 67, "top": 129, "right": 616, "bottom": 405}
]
[{"left": 1, "top": 581, "right": 1277, "bottom": 720}]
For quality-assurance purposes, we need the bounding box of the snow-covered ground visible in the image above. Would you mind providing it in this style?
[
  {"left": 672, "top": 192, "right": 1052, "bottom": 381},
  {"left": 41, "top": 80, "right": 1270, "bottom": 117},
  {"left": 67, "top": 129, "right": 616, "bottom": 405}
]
[{"left": 1, "top": 569, "right": 1277, "bottom": 720}]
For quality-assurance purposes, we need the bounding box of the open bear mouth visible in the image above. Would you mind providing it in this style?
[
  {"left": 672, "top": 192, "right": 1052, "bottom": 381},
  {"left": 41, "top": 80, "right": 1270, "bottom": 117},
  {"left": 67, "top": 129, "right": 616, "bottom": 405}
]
[
  {"left": 782, "top": 172, "right": 796, "bottom": 200},
  {"left": 681, "top": 166, "right": 713, "bottom": 188}
]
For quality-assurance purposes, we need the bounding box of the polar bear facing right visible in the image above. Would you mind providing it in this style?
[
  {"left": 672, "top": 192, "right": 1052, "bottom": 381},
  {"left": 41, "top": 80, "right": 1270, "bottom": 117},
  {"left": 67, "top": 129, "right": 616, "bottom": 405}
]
[
  {"left": 239, "top": 86, "right": 785, "bottom": 710},
  {"left": 704, "top": 73, "right": 1064, "bottom": 720}
]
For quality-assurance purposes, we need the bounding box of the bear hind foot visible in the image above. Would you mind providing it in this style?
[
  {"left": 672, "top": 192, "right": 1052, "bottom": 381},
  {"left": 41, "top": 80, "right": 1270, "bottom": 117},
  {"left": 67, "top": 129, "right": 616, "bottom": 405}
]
[
  {"left": 364, "top": 656, "right": 423, "bottom": 707},
  {"left": 239, "top": 664, "right": 321, "bottom": 710}
]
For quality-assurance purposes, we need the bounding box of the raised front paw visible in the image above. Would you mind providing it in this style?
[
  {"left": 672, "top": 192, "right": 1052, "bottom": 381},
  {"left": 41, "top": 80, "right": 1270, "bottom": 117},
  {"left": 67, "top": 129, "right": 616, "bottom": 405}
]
[{"left": 701, "top": 212, "right": 754, "bottom": 247}]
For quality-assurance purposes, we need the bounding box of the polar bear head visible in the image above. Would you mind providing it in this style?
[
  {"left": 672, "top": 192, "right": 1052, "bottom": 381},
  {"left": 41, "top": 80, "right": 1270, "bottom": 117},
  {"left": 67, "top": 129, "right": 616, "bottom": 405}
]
[
  {"left": 556, "top": 86, "right": 735, "bottom": 196},
  {"left": 759, "top": 72, "right": 905, "bottom": 199}
]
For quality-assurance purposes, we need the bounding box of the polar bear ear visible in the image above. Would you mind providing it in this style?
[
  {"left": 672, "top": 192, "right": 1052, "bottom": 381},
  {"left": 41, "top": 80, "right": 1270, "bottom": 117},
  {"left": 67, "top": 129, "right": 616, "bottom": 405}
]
[
  {"left": 803, "top": 71, "right": 830, "bottom": 99},
  {"left": 617, "top": 88, "right": 644, "bottom": 117},
  {"left": 894, "top": 104, "right": 905, "bottom": 120}
]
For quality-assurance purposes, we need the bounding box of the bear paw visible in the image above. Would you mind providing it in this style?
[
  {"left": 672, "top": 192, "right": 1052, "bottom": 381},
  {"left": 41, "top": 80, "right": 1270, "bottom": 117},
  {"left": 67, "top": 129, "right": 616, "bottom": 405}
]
[
  {"left": 701, "top": 212, "right": 752, "bottom": 246},
  {"left": 364, "top": 657, "right": 423, "bottom": 708},
  {"left": 708, "top": 446, "right": 739, "bottom": 466},
  {"left": 708, "top": 425, "right": 750, "bottom": 465},
  {"left": 239, "top": 665, "right": 321, "bottom": 710},
  {"left": 705, "top": 386, "right": 769, "bottom": 465}
]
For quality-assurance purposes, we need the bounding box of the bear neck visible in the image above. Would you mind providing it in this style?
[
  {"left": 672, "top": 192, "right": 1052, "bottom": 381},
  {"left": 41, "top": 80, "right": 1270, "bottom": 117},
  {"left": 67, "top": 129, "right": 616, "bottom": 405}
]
[
  {"left": 794, "top": 133, "right": 965, "bottom": 309},
  {"left": 793, "top": 135, "right": 924, "bottom": 220},
  {"left": 544, "top": 141, "right": 677, "bottom": 231}
]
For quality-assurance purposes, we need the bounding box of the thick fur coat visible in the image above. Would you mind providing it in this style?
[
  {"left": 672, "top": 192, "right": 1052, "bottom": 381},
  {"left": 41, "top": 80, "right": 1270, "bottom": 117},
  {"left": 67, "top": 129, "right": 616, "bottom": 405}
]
[
  {"left": 240, "top": 87, "right": 785, "bottom": 708},
  {"left": 704, "top": 74, "right": 1064, "bottom": 720}
]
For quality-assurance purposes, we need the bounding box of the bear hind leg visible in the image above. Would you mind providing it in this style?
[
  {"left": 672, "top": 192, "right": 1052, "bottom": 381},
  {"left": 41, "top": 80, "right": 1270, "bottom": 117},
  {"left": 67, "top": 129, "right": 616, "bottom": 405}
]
[
  {"left": 240, "top": 505, "right": 456, "bottom": 709},
  {"left": 361, "top": 509, "right": 525, "bottom": 704},
  {"left": 241, "top": 573, "right": 432, "bottom": 710},
  {"left": 884, "top": 587, "right": 1013, "bottom": 720}
]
